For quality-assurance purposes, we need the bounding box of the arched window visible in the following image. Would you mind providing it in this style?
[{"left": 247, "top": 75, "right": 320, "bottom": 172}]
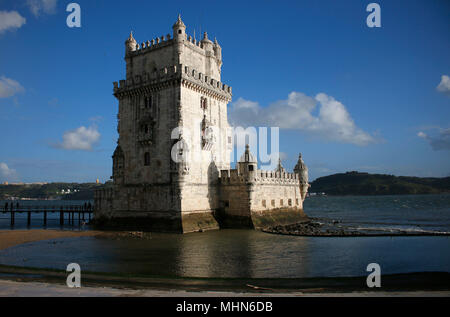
[
  {"left": 144, "top": 152, "right": 150, "bottom": 166},
  {"left": 145, "top": 96, "right": 152, "bottom": 109},
  {"left": 200, "top": 97, "right": 207, "bottom": 110}
]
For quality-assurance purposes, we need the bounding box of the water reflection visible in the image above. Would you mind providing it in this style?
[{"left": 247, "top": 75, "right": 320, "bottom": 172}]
[{"left": 0, "top": 230, "right": 448, "bottom": 278}]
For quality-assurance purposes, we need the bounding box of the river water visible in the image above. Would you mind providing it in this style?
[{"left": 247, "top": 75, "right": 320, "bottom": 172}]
[{"left": 0, "top": 195, "right": 449, "bottom": 278}]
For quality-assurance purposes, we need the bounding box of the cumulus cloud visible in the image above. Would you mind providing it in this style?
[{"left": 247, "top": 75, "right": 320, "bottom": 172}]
[
  {"left": 0, "top": 162, "right": 18, "bottom": 181},
  {"left": 0, "top": 76, "right": 25, "bottom": 98},
  {"left": 27, "top": 0, "right": 58, "bottom": 17},
  {"left": 417, "top": 128, "right": 450, "bottom": 151},
  {"left": 0, "top": 11, "right": 26, "bottom": 33},
  {"left": 54, "top": 125, "right": 100, "bottom": 151},
  {"left": 437, "top": 75, "right": 450, "bottom": 96},
  {"left": 229, "top": 92, "right": 376, "bottom": 146}
]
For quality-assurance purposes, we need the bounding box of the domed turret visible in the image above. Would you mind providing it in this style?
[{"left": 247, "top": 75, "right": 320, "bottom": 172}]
[
  {"left": 294, "top": 153, "right": 309, "bottom": 201},
  {"left": 238, "top": 144, "right": 257, "bottom": 178},
  {"left": 172, "top": 14, "right": 186, "bottom": 41},
  {"left": 294, "top": 153, "right": 308, "bottom": 184},
  {"left": 125, "top": 31, "right": 137, "bottom": 54},
  {"left": 213, "top": 37, "right": 222, "bottom": 62},
  {"left": 201, "top": 32, "right": 213, "bottom": 52}
]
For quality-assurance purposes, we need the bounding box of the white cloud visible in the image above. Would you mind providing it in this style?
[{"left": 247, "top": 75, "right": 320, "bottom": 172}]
[
  {"left": 417, "top": 128, "right": 450, "bottom": 151},
  {"left": 437, "top": 75, "right": 450, "bottom": 96},
  {"left": 0, "top": 11, "right": 26, "bottom": 33},
  {"left": 0, "top": 162, "right": 18, "bottom": 181},
  {"left": 27, "top": 0, "right": 58, "bottom": 17},
  {"left": 229, "top": 92, "right": 376, "bottom": 146},
  {"left": 0, "top": 76, "right": 25, "bottom": 98},
  {"left": 54, "top": 125, "right": 100, "bottom": 151}
]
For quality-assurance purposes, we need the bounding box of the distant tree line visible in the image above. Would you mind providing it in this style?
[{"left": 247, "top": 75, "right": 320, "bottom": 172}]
[
  {"left": 310, "top": 171, "right": 450, "bottom": 196},
  {"left": 0, "top": 183, "right": 106, "bottom": 200}
]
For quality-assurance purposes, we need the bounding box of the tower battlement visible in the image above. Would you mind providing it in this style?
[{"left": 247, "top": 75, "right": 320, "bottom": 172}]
[
  {"left": 113, "top": 64, "right": 232, "bottom": 101},
  {"left": 219, "top": 169, "right": 300, "bottom": 185},
  {"left": 127, "top": 32, "right": 222, "bottom": 61},
  {"left": 124, "top": 15, "right": 223, "bottom": 83}
]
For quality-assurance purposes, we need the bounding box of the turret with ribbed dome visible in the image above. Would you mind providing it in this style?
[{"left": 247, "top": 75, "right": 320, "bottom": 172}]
[
  {"left": 172, "top": 14, "right": 186, "bottom": 41},
  {"left": 238, "top": 144, "right": 257, "bottom": 179},
  {"left": 294, "top": 153, "right": 309, "bottom": 200},
  {"left": 125, "top": 31, "right": 137, "bottom": 54},
  {"left": 294, "top": 153, "right": 308, "bottom": 184}
]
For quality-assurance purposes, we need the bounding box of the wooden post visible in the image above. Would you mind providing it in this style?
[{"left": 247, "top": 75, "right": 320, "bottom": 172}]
[
  {"left": 60, "top": 206, "right": 63, "bottom": 226},
  {"left": 71, "top": 207, "right": 75, "bottom": 226},
  {"left": 27, "top": 208, "right": 31, "bottom": 227},
  {"left": 43, "top": 209, "right": 47, "bottom": 226},
  {"left": 78, "top": 208, "right": 81, "bottom": 226},
  {"left": 10, "top": 210, "right": 14, "bottom": 227}
]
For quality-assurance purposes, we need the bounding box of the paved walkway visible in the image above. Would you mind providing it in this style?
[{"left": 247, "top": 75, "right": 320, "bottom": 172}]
[{"left": 0, "top": 280, "right": 448, "bottom": 297}]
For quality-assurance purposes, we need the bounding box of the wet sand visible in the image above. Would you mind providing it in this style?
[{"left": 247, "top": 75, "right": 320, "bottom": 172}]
[{"left": 0, "top": 229, "right": 105, "bottom": 251}]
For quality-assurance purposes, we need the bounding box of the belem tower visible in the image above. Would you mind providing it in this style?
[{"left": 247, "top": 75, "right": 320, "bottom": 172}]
[{"left": 94, "top": 16, "right": 309, "bottom": 233}]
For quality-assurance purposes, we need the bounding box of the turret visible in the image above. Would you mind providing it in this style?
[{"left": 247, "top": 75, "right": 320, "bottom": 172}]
[
  {"left": 201, "top": 32, "right": 214, "bottom": 52},
  {"left": 172, "top": 14, "right": 186, "bottom": 41},
  {"left": 274, "top": 158, "right": 286, "bottom": 174},
  {"left": 112, "top": 145, "right": 125, "bottom": 184},
  {"left": 294, "top": 153, "right": 309, "bottom": 200},
  {"left": 125, "top": 31, "right": 137, "bottom": 55},
  {"left": 238, "top": 144, "right": 257, "bottom": 180},
  {"left": 213, "top": 37, "right": 222, "bottom": 60}
]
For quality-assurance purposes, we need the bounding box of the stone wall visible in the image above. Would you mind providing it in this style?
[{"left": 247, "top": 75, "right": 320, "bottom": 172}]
[{"left": 218, "top": 170, "right": 309, "bottom": 229}]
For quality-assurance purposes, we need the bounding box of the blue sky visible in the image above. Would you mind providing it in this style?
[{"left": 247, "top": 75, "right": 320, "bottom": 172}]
[{"left": 0, "top": 0, "right": 449, "bottom": 183}]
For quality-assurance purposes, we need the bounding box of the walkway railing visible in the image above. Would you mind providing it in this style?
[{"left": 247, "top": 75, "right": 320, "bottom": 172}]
[{"left": 1, "top": 204, "right": 93, "bottom": 227}]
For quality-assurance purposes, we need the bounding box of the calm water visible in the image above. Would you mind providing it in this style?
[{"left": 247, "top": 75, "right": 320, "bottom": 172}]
[
  {"left": 0, "top": 195, "right": 449, "bottom": 278},
  {"left": 305, "top": 194, "right": 450, "bottom": 234}
]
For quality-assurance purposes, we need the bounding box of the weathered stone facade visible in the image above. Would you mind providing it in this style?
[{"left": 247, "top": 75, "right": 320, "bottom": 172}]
[{"left": 94, "top": 16, "right": 309, "bottom": 233}]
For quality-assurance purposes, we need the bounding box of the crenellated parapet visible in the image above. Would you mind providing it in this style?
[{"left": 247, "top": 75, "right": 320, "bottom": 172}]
[
  {"left": 181, "top": 65, "right": 232, "bottom": 101},
  {"left": 113, "top": 64, "right": 181, "bottom": 98},
  {"left": 126, "top": 34, "right": 174, "bottom": 57},
  {"left": 219, "top": 168, "right": 300, "bottom": 186},
  {"left": 113, "top": 64, "right": 232, "bottom": 101}
]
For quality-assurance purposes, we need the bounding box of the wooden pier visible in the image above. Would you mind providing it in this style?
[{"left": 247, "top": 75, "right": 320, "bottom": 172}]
[{"left": 1, "top": 204, "right": 93, "bottom": 227}]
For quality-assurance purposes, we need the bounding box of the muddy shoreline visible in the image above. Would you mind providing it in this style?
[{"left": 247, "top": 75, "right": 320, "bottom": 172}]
[{"left": 262, "top": 218, "right": 450, "bottom": 237}]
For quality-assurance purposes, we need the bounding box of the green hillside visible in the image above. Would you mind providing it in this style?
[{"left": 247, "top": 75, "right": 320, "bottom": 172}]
[
  {"left": 310, "top": 171, "right": 450, "bottom": 196},
  {"left": 0, "top": 183, "right": 104, "bottom": 200}
]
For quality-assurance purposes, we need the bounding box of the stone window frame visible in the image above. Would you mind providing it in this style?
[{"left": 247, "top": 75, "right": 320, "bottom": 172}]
[
  {"left": 144, "top": 95, "right": 153, "bottom": 109},
  {"left": 144, "top": 152, "right": 150, "bottom": 166},
  {"left": 280, "top": 199, "right": 284, "bottom": 206},
  {"left": 262, "top": 199, "right": 266, "bottom": 208},
  {"left": 288, "top": 199, "right": 292, "bottom": 206},
  {"left": 200, "top": 97, "right": 208, "bottom": 110},
  {"left": 271, "top": 199, "right": 275, "bottom": 207}
]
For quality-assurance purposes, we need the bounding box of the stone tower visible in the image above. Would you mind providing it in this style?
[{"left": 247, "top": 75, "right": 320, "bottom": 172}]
[{"left": 95, "top": 16, "right": 233, "bottom": 232}]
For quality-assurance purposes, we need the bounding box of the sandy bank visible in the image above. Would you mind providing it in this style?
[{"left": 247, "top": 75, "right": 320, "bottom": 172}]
[{"left": 0, "top": 230, "right": 105, "bottom": 251}]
